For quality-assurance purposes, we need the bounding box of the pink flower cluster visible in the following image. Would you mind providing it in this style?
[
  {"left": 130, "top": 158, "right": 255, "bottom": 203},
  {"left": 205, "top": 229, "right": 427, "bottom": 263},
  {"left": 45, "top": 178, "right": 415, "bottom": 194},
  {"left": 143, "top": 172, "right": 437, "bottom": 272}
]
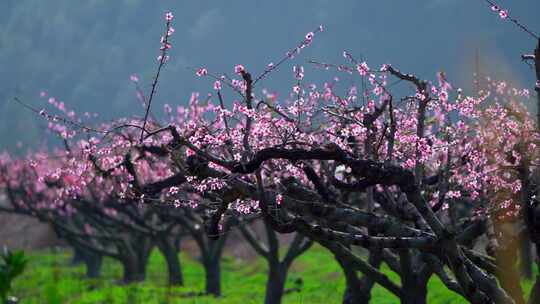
[{"left": 157, "top": 11, "right": 175, "bottom": 62}]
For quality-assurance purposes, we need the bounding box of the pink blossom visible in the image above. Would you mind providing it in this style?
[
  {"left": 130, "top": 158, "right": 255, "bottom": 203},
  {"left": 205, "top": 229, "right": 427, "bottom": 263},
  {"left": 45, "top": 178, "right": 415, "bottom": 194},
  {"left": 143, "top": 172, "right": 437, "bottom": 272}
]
[
  {"left": 438, "top": 91, "right": 449, "bottom": 102},
  {"left": 445, "top": 190, "right": 462, "bottom": 199},
  {"left": 357, "top": 62, "right": 369, "bottom": 76},
  {"left": 165, "top": 12, "right": 174, "bottom": 22},
  {"left": 164, "top": 104, "right": 172, "bottom": 114},
  {"left": 213, "top": 80, "right": 222, "bottom": 91},
  {"left": 160, "top": 42, "right": 172, "bottom": 50},
  {"left": 234, "top": 65, "right": 245, "bottom": 74},
  {"left": 168, "top": 186, "right": 179, "bottom": 195},
  {"left": 196, "top": 68, "right": 208, "bottom": 77},
  {"left": 293, "top": 65, "right": 304, "bottom": 80},
  {"left": 276, "top": 194, "right": 283, "bottom": 205},
  {"left": 157, "top": 55, "right": 170, "bottom": 62}
]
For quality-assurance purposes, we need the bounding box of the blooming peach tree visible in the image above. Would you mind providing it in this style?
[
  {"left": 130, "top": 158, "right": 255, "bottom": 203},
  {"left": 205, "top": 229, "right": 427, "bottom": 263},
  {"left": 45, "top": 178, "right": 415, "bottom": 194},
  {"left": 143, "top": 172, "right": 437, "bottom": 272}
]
[{"left": 1, "top": 5, "right": 540, "bottom": 304}]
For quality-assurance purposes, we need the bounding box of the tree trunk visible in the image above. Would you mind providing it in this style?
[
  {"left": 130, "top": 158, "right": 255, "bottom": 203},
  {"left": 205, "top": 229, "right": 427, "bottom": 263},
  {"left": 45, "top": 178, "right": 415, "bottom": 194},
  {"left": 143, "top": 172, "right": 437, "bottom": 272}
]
[
  {"left": 70, "top": 246, "right": 85, "bottom": 265},
  {"left": 342, "top": 271, "right": 370, "bottom": 304},
  {"left": 204, "top": 257, "right": 221, "bottom": 296},
  {"left": 121, "top": 255, "right": 146, "bottom": 283},
  {"left": 400, "top": 278, "right": 428, "bottom": 304},
  {"left": 527, "top": 37, "right": 540, "bottom": 304},
  {"left": 534, "top": 38, "right": 539, "bottom": 131},
  {"left": 400, "top": 286, "right": 427, "bottom": 304},
  {"left": 336, "top": 255, "right": 371, "bottom": 304},
  {"left": 70, "top": 246, "right": 102, "bottom": 278},
  {"left": 135, "top": 237, "right": 152, "bottom": 280},
  {"left": 527, "top": 245, "right": 540, "bottom": 304},
  {"left": 157, "top": 237, "right": 184, "bottom": 286},
  {"left": 122, "top": 258, "right": 145, "bottom": 284},
  {"left": 528, "top": 274, "right": 540, "bottom": 304},
  {"left": 521, "top": 237, "right": 533, "bottom": 279},
  {"left": 84, "top": 252, "right": 102, "bottom": 279},
  {"left": 398, "top": 249, "right": 429, "bottom": 304},
  {"left": 497, "top": 241, "right": 526, "bottom": 304},
  {"left": 264, "top": 262, "right": 288, "bottom": 304}
]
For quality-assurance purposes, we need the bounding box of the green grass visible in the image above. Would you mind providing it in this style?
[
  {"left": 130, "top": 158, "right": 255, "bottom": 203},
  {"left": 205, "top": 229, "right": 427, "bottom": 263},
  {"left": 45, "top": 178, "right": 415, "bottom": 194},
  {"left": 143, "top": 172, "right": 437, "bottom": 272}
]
[{"left": 9, "top": 246, "right": 537, "bottom": 303}]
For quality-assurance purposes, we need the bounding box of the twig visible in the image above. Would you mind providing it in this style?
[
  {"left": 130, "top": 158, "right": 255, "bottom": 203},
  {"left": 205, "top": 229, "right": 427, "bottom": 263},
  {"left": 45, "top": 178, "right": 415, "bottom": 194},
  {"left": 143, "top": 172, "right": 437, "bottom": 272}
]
[
  {"left": 139, "top": 13, "right": 174, "bottom": 143},
  {"left": 253, "top": 25, "right": 324, "bottom": 85},
  {"left": 482, "top": 0, "right": 539, "bottom": 40}
]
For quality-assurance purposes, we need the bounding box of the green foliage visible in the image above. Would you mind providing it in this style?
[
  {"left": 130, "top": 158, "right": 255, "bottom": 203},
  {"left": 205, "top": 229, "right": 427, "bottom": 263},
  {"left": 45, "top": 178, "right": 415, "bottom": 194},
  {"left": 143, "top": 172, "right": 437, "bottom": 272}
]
[
  {"left": 0, "top": 249, "right": 28, "bottom": 303},
  {"left": 43, "top": 281, "right": 62, "bottom": 304},
  {"left": 9, "top": 246, "right": 538, "bottom": 303}
]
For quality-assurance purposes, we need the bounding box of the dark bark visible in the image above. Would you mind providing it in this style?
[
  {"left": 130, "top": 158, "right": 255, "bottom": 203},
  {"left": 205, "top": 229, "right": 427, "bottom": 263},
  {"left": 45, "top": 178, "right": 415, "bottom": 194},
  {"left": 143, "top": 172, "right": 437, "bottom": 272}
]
[
  {"left": 70, "top": 246, "right": 85, "bottom": 265},
  {"left": 157, "top": 237, "right": 184, "bottom": 286},
  {"left": 530, "top": 38, "right": 540, "bottom": 304},
  {"left": 336, "top": 254, "right": 373, "bottom": 304},
  {"left": 399, "top": 249, "right": 428, "bottom": 304},
  {"left": 84, "top": 252, "right": 102, "bottom": 279},
  {"left": 198, "top": 222, "right": 228, "bottom": 297},
  {"left": 521, "top": 237, "right": 533, "bottom": 279},
  {"left": 528, "top": 274, "right": 540, "bottom": 304},
  {"left": 400, "top": 280, "right": 427, "bottom": 304},
  {"left": 264, "top": 262, "right": 288, "bottom": 304},
  {"left": 121, "top": 256, "right": 146, "bottom": 283},
  {"left": 203, "top": 257, "right": 221, "bottom": 296},
  {"left": 120, "top": 237, "right": 152, "bottom": 284},
  {"left": 496, "top": 239, "right": 526, "bottom": 304},
  {"left": 527, "top": 244, "right": 540, "bottom": 304},
  {"left": 341, "top": 263, "right": 369, "bottom": 304},
  {"left": 69, "top": 245, "right": 102, "bottom": 278},
  {"left": 136, "top": 237, "right": 153, "bottom": 280},
  {"left": 534, "top": 38, "right": 539, "bottom": 131}
]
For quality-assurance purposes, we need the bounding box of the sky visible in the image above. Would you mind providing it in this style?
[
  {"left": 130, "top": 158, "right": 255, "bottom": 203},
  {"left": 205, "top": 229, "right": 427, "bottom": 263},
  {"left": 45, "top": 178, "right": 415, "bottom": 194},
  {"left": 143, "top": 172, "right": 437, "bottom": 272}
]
[{"left": 0, "top": 0, "right": 539, "bottom": 151}]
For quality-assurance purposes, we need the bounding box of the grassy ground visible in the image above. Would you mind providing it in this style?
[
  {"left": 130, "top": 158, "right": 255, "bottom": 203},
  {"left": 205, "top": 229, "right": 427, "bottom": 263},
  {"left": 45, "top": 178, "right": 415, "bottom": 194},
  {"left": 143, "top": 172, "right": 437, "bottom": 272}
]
[{"left": 9, "top": 245, "right": 536, "bottom": 303}]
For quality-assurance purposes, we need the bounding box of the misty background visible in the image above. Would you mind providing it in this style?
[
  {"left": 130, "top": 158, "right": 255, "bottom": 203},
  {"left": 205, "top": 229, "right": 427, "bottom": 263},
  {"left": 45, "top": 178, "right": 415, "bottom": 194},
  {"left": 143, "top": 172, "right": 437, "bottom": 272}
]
[{"left": 1, "top": 0, "right": 539, "bottom": 152}]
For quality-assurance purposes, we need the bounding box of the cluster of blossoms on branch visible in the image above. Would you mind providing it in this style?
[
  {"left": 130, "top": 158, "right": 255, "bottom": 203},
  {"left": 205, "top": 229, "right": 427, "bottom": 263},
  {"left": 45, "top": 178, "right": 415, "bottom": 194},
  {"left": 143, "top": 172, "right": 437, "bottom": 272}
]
[
  {"left": 5, "top": 9, "right": 537, "bottom": 224},
  {"left": 157, "top": 11, "right": 174, "bottom": 62},
  {"left": 490, "top": 3, "right": 508, "bottom": 19}
]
